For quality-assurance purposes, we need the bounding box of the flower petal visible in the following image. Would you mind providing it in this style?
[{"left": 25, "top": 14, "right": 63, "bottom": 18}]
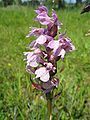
[
  {"left": 58, "top": 49, "right": 66, "bottom": 59},
  {"left": 35, "top": 5, "right": 48, "bottom": 14},
  {"left": 26, "top": 28, "right": 45, "bottom": 37},
  {"left": 35, "top": 35, "right": 47, "bottom": 45},
  {"left": 36, "top": 12, "right": 52, "bottom": 25},
  {"left": 35, "top": 67, "right": 50, "bottom": 82}
]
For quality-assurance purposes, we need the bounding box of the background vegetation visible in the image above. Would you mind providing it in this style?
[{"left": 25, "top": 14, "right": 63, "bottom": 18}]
[
  {"left": 0, "top": 0, "right": 90, "bottom": 8},
  {"left": 0, "top": 3, "right": 90, "bottom": 120}
]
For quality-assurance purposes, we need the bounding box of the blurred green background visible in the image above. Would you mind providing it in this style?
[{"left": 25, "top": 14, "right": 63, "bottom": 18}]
[{"left": 0, "top": 0, "right": 90, "bottom": 120}]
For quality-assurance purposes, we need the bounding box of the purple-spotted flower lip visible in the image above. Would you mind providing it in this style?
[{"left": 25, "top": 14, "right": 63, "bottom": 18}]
[
  {"left": 34, "top": 62, "right": 56, "bottom": 82},
  {"left": 25, "top": 53, "right": 40, "bottom": 67},
  {"left": 44, "top": 62, "right": 56, "bottom": 72},
  {"left": 28, "top": 35, "right": 54, "bottom": 49},
  {"left": 35, "top": 35, "right": 47, "bottom": 45},
  {"left": 35, "top": 67, "right": 50, "bottom": 82}
]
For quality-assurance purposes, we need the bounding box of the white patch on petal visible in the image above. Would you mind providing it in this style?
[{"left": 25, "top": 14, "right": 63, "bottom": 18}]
[
  {"left": 48, "top": 40, "right": 59, "bottom": 50},
  {"left": 28, "top": 55, "right": 38, "bottom": 67},
  {"left": 53, "top": 41, "right": 60, "bottom": 51},
  {"left": 59, "top": 49, "right": 66, "bottom": 59},
  {"left": 35, "top": 67, "right": 46, "bottom": 77},
  {"left": 35, "top": 67, "right": 50, "bottom": 82},
  {"left": 36, "top": 35, "right": 47, "bottom": 45},
  {"left": 34, "top": 48, "right": 41, "bottom": 54},
  {"left": 40, "top": 72, "right": 49, "bottom": 82},
  {"left": 47, "top": 40, "right": 55, "bottom": 49},
  {"left": 29, "top": 61, "right": 38, "bottom": 67}
]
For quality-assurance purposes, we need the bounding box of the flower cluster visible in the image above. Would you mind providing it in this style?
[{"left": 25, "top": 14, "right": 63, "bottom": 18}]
[{"left": 24, "top": 5, "right": 75, "bottom": 93}]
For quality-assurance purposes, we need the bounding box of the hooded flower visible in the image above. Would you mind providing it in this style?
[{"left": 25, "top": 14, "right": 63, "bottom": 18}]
[
  {"left": 26, "top": 27, "right": 45, "bottom": 37},
  {"left": 35, "top": 12, "right": 52, "bottom": 25},
  {"left": 24, "top": 48, "right": 43, "bottom": 67},
  {"left": 28, "top": 35, "right": 53, "bottom": 49},
  {"left": 35, "top": 5, "right": 48, "bottom": 14},
  {"left": 47, "top": 34, "right": 75, "bottom": 60},
  {"left": 59, "top": 36, "right": 75, "bottom": 52}
]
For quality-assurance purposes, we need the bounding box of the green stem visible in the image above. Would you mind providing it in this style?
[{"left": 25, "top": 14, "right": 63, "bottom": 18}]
[{"left": 46, "top": 92, "right": 52, "bottom": 120}]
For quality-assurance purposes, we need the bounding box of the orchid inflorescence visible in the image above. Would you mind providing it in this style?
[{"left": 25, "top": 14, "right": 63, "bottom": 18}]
[{"left": 24, "top": 5, "right": 75, "bottom": 94}]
